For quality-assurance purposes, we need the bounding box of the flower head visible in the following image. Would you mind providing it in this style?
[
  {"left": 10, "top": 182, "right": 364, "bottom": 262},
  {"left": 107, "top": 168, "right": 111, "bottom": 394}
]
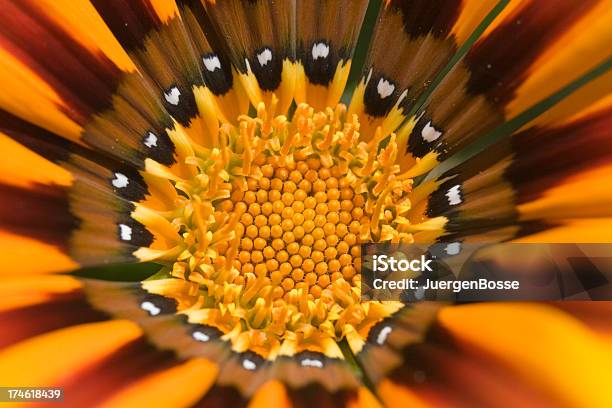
[{"left": 1, "top": 0, "right": 612, "bottom": 406}]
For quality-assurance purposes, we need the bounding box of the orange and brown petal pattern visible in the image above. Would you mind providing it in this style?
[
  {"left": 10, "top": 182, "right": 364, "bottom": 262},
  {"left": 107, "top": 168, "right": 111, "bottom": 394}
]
[{"left": 1, "top": 0, "right": 612, "bottom": 407}]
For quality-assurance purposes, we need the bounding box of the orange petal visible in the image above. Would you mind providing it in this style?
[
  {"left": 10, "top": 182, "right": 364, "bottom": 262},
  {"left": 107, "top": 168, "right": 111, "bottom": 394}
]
[
  {"left": 439, "top": 303, "right": 612, "bottom": 408},
  {"left": 99, "top": 358, "right": 218, "bottom": 408},
  {"left": 451, "top": 0, "right": 502, "bottom": 44},
  {"left": 378, "top": 379, "right": 432, "bottom": 408},
  {"left": 0, "top": 47, "right": 82, "bottom": 142},
  {"left": 248, "top": 381, "right": 292, "bottom": 408},
  {"left": 518, "top": 164, "right": 612, "bottom": 221},
  {"left": 515, "top": 218, "right": 612, "bottom": 243},
  {"left": 508, "top": 0, "right": 612, "bottom": 117},
  {"left": 0, "top": 274, "right": 81, "bottom": 312},
  {"left": 350, "top": 387, "right": 384, "bottom": 408},
  {"left": 34, "top": 0, "right": 136, "bottom": 72},
  {"left": 0, "top": 231, "right": 77, "bottom": 275},
  {"left": 0, "top": 320, "right": 142, "bottom": 386},
  {"left": 0, "top": 133, "right": 73, "bottom": 189}
]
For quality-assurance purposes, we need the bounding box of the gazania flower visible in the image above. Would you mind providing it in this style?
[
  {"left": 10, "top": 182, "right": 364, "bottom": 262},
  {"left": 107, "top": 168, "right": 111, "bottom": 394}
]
[{"left": 1, "top": 0, "right": 611, "bottom": 406}]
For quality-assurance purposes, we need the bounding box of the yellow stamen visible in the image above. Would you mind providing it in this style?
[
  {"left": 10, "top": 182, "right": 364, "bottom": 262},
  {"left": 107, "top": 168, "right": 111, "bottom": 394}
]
[{"left": 137, "top": 102, "right": 419, "bottom": 359}]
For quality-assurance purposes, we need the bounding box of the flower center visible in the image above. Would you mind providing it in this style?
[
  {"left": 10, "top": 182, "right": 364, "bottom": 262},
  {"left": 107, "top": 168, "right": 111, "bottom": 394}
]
[
  {"left": 227, "top": 155, "right": 365, "bottom": 299},
  {"left": 139, "top": 100, "right": 413, "bottom": 358}
]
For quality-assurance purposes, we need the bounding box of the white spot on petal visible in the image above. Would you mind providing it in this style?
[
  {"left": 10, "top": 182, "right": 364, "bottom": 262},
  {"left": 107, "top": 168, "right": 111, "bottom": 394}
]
[
  {"left": 415, "top": 286, "right": 425, "bottom": 300},
  {"left": 192, "top": 331, "right": 210, "bottom": 342},
  {"left": 144, "top": 132, "right": 158, "bottom": 148},
  {"left": 111, "top": 172, "right": 129, "bottom": 189},
  {"left": 421, "top": 121, "right": 442, "bottom": 143},
  {"left": 376, "top": 326, "right": 392, "bottom": 345},
  {"left": 242, "top": 359, "right": 257, "bottom": 371},
  {"left": 301, "top": 358, "right": 324, "bottom": 368},
  {"left": 203, "top": 54, "right": 221, "bottom": 72},
  {"left": 446, "top": 185, "right": 462, "bottom": 206},
  {"left": 257, "top": 49, "right": 273, "bottom": 67},
  {"left": 376, "top": 78, "right": 395, "bottom": 99},
  {"left": 445, "top": 242, "right": 461, "bottom": 256},
  {"left": 164, "top": 86, "right": 181, "bottom": 106},
  {"left": 119, "top": 224, "right": 133, "bottom": 241},
  {"left": 140, "top": 301, "right": 161, "bottom": 316},
  {"left": 311, "top": 42, "right": 330, "bottom": 60}
]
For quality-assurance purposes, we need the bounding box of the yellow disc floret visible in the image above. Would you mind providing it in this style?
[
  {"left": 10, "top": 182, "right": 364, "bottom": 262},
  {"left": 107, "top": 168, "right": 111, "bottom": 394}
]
[{"left": 137, "top": 99, "right": 415, "bottom": 359}]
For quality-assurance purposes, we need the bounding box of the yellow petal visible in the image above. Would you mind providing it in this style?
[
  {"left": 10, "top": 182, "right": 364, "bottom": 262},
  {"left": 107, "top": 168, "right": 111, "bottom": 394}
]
[{"left": 439, "top": 303, "right": 612, "bottom": 408}]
